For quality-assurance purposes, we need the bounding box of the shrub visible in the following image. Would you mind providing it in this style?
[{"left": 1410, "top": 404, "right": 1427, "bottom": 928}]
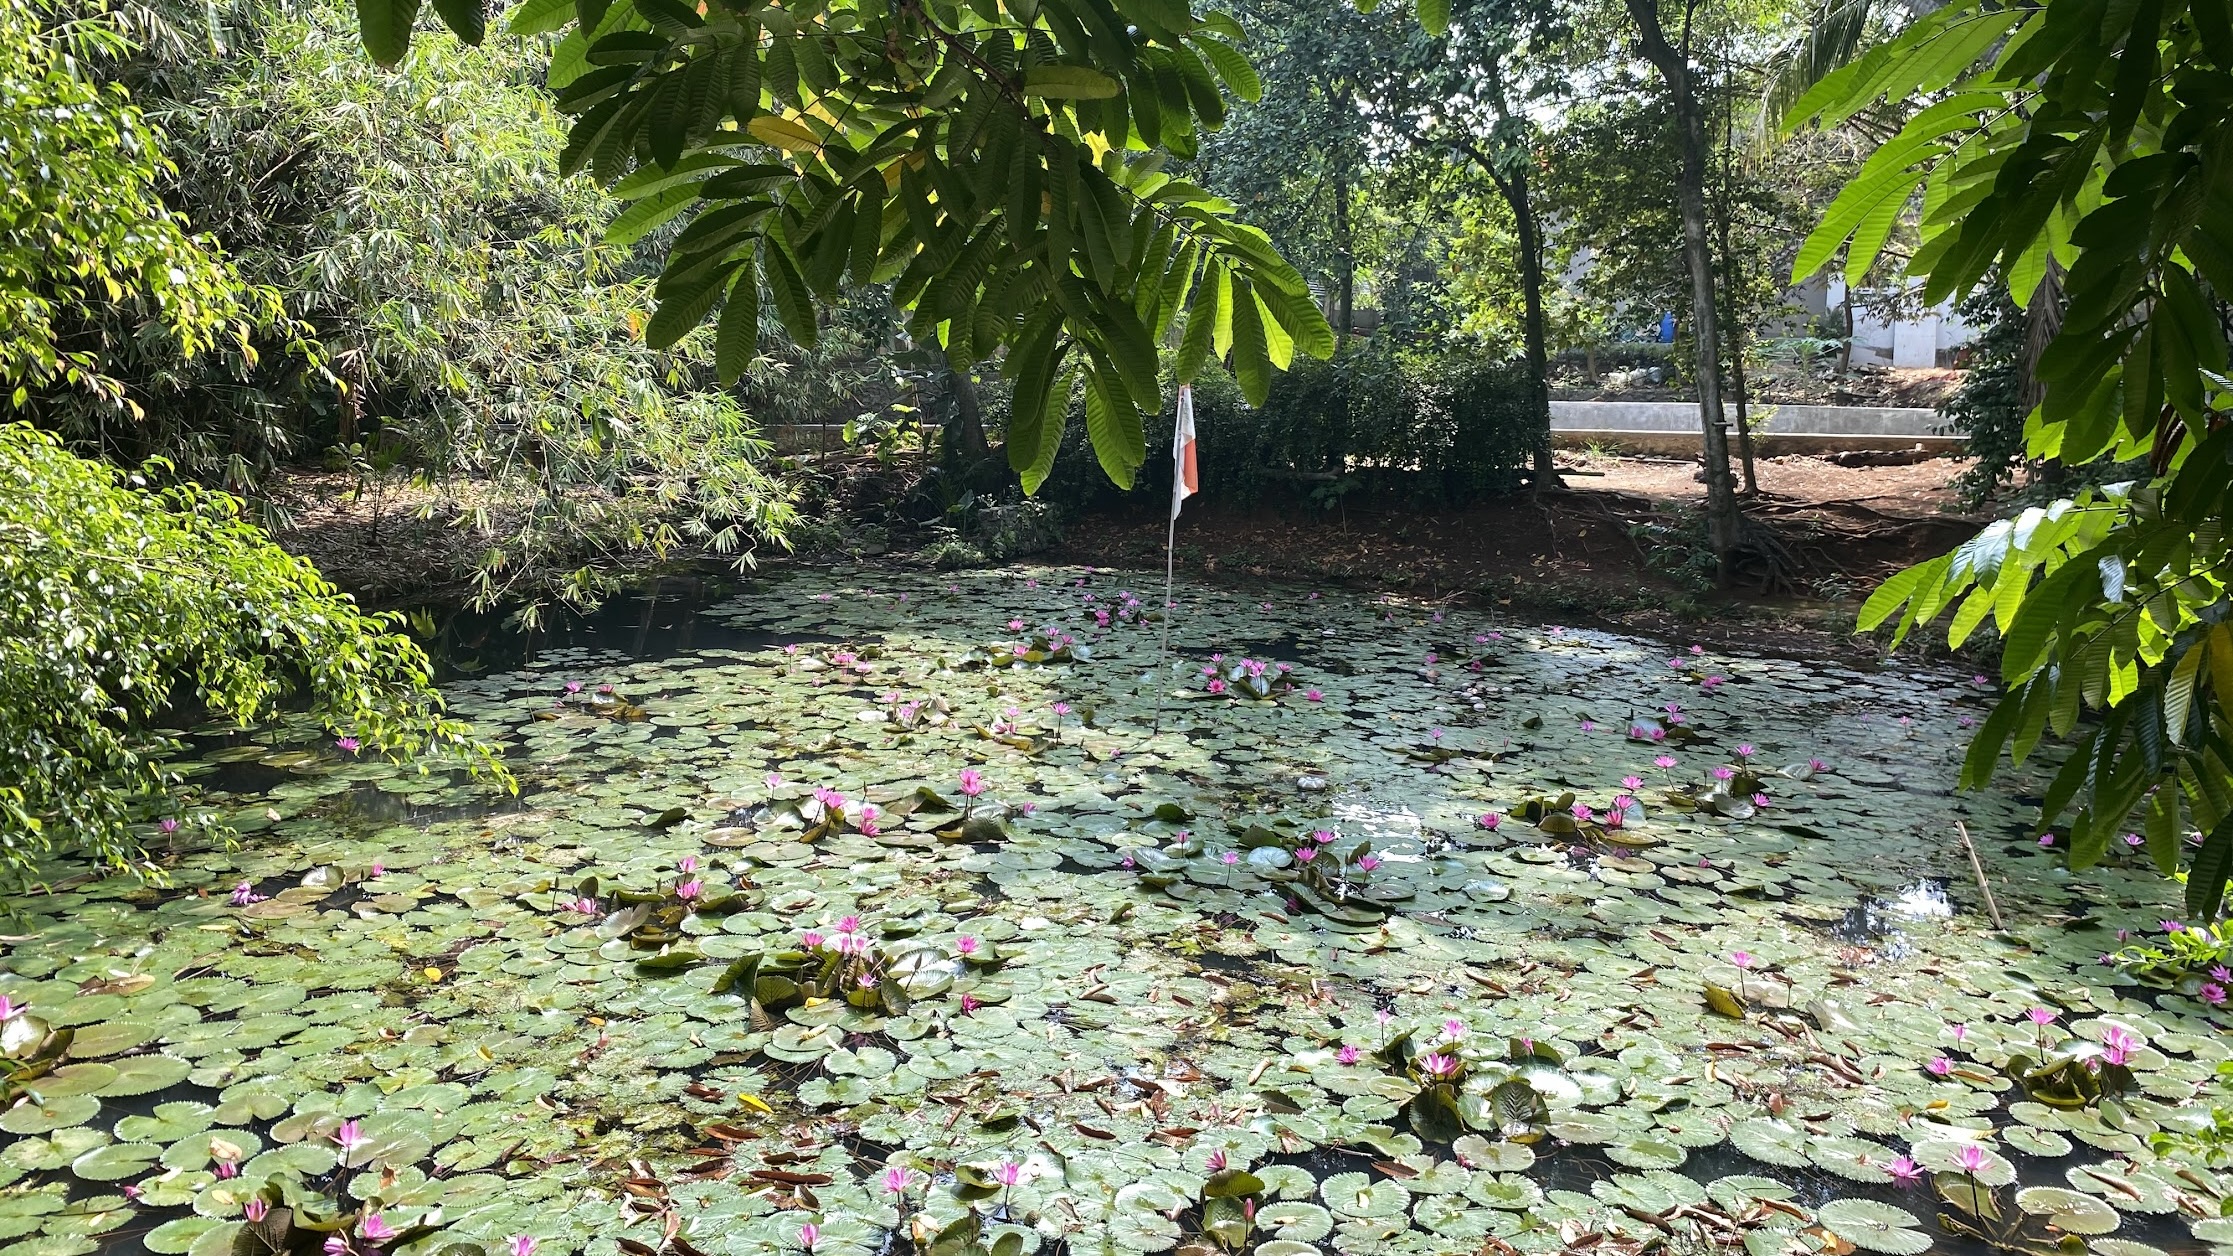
[
  {"left": 0, "top": 424, "right": 505, "bottom": 889},
  {"left": 1941, "top": 288, "right": 2027, "bottom": 509},
  {"left": 1039, "top": 345, "right": 1536, "bottom": 513}
]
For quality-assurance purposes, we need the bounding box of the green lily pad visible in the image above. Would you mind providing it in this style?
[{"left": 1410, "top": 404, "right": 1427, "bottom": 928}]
[{"left": 1815, "top": 1199, "right": 1932, "bottom": 1255}]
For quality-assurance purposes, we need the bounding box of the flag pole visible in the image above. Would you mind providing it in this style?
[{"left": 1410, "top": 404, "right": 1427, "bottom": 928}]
[
  {"left": 1154, "top": 385, "right": 1197, "bottom": 739},
  {"left": 1153, "top": 510, "right": 1176, "bottom": 737}
]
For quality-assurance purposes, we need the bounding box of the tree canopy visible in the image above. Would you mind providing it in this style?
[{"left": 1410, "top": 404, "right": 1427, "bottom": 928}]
[
  {"left": 361, "top": 0, "right": 1342, "bottom": 492},
  {"left": 1799, "top": 0, "right": 2233, "bottom": 913}
]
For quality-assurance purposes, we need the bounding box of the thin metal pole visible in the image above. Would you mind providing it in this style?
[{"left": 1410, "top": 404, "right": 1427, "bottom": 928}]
[{"left": 1153, "top": 512, "right": 1177, "bottom": 735}]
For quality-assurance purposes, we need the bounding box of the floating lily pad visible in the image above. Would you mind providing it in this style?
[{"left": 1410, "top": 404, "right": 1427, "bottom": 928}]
[{"left": 1815, "top": 1199, "right": 1933, "bottom": 1254}]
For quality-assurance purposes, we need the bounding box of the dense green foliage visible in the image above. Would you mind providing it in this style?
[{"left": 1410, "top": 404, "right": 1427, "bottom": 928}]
[
  {"left": 1043, "top": 346, "right": 1536, "bottom": 510},
  {"left": 1940, "top": 287, "right": 2027, "bottom": 509},
  {"left": 0, "top": 0, "right": 259, "bottom": 408},
  {"left": 0, "top": 424, "right": 502, "bottom": 888},
  {"left": 26, "top": 0, "right": 796, "bottom": 608},
  {"left": 371, "top": 0, "right": 1342, "bottom": 495},
  {"left": 1804, "top": 0, "right": 2233, "bottom": 913}
]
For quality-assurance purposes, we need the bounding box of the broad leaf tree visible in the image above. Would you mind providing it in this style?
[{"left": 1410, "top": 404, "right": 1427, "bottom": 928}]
[
  {"left": 1624, "top": 0, "right": 1745, "bottom": 569},
  {"left": 1386, "top": 0, "right": 1568, "bottom": 487},
  {"left": 360, "top": 0, "right": 1337, "bottom": 492},
  {"left": 1794, "top": 0, "right": 2233, "bottom": 914}
]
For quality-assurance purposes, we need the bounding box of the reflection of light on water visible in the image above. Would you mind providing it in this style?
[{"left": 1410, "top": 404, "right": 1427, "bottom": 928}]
[
  {"left": 1830, "top": 881, "right": 1951, "bottom": 963},
  {"left": 1330, "top": 799, "right": 1426, "bottom": 861},
  {"left": 1886, "top": 880, "right": 1952, "bottom": 920}
]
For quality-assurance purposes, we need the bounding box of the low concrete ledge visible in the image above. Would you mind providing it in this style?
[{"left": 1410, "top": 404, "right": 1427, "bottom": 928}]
[
  {"left": 1552, "top": 400, "right": 1947, "bottom": 437},
  {"left": 1552, "top": 429, "right": 1966, "bottom": 459}
]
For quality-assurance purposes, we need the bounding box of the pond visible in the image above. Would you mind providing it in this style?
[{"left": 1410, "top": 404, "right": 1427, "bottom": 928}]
[{"left": 3, "top": 563, "right": 2227, "bottom": 1256}]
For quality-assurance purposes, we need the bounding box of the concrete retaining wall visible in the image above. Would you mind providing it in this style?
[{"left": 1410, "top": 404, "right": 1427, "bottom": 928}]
[{"left": 1550, "top": 400, "right": 1947, "bottom": 436}]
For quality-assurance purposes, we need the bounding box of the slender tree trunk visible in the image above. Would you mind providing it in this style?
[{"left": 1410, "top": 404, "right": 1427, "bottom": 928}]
[
  {"left": 1333, "top": 168, "right": 1356, "bottom": 350},
  {"left": 1838, "top": 291, "right": 1854, "bottom": 374},
  {"left": 2021, "top": 259, "right": 2065, "bottom": 487},
  {"left": 1713, "top": 81, "right": 1758, "bottom": 496},
  {"left": 1509, "top": 167, "right": 1562, "bottom": 490},
  {"left": 1627, "top": 0, "right": 1740, "bottom": 575},
  {"left": 1713, "top": 175, "right": 1759, "bottom": 495},
  {"left": 1470, "top": 70, "right": 1562, "bottom": 491}
]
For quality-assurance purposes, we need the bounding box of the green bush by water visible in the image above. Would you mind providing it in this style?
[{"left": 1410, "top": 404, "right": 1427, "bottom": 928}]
[
  {"left": 0, "top": 424, "right": 503, "bottom": 888},
  {"left": 1037, "top": 345, "right": 1538, "bottom": 513}
]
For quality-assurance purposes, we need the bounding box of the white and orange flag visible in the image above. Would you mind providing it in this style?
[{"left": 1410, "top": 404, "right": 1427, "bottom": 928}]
[{"left": 1170, "top": 384, "right": 1198, "bottom": 520}]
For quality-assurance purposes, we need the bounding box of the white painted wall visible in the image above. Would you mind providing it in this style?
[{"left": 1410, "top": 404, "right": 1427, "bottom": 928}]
[{"left": 1830, "top": 278, "right": 1977, "bottom": 368}]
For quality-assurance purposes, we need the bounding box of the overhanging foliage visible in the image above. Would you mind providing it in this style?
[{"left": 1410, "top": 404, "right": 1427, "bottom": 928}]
[{"left": 359, "top": 0, "right": 1337, "bottom": 492}]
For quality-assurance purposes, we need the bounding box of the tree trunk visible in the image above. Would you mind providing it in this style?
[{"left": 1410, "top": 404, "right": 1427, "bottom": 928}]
[
  {"left": 947, "top": 367, "right": 989, "bottom": 462},
  {"left": 1627, "top": 0, "right": 1740, "bottom": 575},
  {"left": 1333, "top": 167, "right": 1356, "bottom": 349},
  {"left": 2021, "top": 259, "right": 2064, "bottom": 487},
  {"left": 1509, "top": 164, "right": 1562, "bottom": 490},
  {"left": 1838, "top": 293, "right": 1854, "bottom": 374},
  {"left": 1713, "top": 171, "right": 1759, "bottom": 496},
  {"left": 1472, "top": 68, "right": 1561, "bottom": 491}
]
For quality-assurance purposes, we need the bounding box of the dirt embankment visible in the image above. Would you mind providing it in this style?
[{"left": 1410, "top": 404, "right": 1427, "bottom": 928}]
[{"left": 1052, "top": 452, "right": 1986, "bottom": 666}]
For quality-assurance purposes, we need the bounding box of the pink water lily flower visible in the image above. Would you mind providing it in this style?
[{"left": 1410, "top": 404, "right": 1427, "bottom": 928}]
[
  {"left": 509, "top": 1239, "right": 537, "bottom": 1256},
  {"left": 1206, "top": 1149, "right": 1228, "bottom": 1173},
  {"left": 1295, "top": 847, "right": 1317, "bottom": 862},
  {"left": 245, "top": 1198, "right": 269, "bottom": 1222},
  {"left": 674, "top": 880, "right": 702, "bottom": 902},
  {"left": 1954, "top": 1145, "right": 1989, "bottom": 1174},
  {"left": 1338, "top": 1045, "right": 1360, "bottom": 1065},
  {"left": 0, "top": 996, "right": 20, "bottom": 1020},
  {"left": 2026, "top": 1006, "right": 2054, "bottom": 1025},
  {"left": 1418, "top": 1052, "right": 1462, "bottom": 1079},
  {"left": 1357, "top": 854, "right": 1381, "bottom": 871},
  {"left": 1653, "top": 756, "right": 1677, "bottom": 770},
  {"left": 1305, "top": 689, "right": 1324, "bottom": 702},
  {"left": 1730, "top": 951, "right": 1755, "bottom": 969},
  {"left": 958, "top": 770, "right": 985, "bottom": 797},
  {"left": 336, "top": 736, "right": 361, "bottom": 753},
  {"left": 801, "top": 931, "right": 825, "bottom": 950},
  {"left": 1927, "top": 1057, "right": 1953, "bottom": 1076},
  {"left": 1887, "top": 1156, "right": 1922, "bottom": 1186},
  {"left": 1621, "top": 776, "right": 1642, "bottom": 790},
  {"left": 1478, "top": 813, "right": 1501, "bottom": 830},
  {"left": 994, "top": 1161, "right": 1022, "bottom": 1187},
  {"left": 332, "top": 1120, "right": 368, "bottom": 1158},
  {"left": 360, "top": 1213, "right": 397, "bottom": 1243},
  {"left": 798, "top": 1222, "right": 820, "bottom": 1251}
]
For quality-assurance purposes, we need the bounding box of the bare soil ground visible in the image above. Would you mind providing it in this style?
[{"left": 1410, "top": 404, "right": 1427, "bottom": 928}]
[
  {"left": 1053, "top": 451, "right": 1986, "bottom": 665},
  {"left": 268, "top": 452, "right": 1989, "bottom": 667}
]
